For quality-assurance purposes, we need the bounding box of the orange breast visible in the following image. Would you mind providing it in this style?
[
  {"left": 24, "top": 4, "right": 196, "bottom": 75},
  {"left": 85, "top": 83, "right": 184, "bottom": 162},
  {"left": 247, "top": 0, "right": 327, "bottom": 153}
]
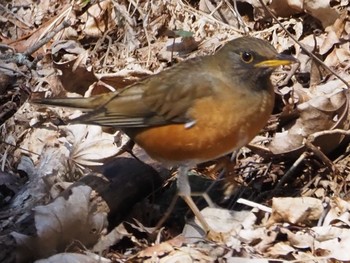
[{"left": 131, "top": 88, "right": 274, "bottom": 166}]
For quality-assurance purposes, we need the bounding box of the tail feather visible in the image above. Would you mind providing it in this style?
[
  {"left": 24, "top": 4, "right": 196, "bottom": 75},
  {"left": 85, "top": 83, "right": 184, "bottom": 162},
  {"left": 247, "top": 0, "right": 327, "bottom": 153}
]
[{"left": 32, "top": 93, "right": 113, "bottom": 111}]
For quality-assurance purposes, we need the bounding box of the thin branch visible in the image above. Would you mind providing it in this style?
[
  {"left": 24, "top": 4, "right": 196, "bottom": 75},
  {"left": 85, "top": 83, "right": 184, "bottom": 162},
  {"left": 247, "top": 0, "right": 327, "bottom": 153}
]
[
  {"left": 269, "top": 152, "right": 309, "bottom": 196},
  {"left": 180, "top": 0, "right": 244, "bottom": 34},
  {"left": 23, "top": 20, "right": 71, "bottom": 57},
  {"left": 0, "top": 64, "right": 29, "bottom": 78},
  {"left": 237, "top": 198, "right": 272, "bottom": 213},
  {"left": 0, "top": 140, "right": 41, "bottom": 156},
  {"left": 0, "top": 20, "right": 71, "bottom": 69},
  {"left": 304, "top": 141, "right": 336, "bottom": 172}
]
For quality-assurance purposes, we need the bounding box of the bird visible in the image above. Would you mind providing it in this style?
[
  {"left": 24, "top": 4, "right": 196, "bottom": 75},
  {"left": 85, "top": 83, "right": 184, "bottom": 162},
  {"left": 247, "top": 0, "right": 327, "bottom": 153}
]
[{"left": 32, "top": 36, "right": 297, "bottom": 238}]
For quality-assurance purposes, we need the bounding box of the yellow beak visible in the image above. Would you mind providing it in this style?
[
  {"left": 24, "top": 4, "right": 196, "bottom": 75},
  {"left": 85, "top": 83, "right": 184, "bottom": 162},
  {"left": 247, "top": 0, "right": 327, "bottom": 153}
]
[{"left": 254, "top": 54, "right": 298, "bottom": 68}]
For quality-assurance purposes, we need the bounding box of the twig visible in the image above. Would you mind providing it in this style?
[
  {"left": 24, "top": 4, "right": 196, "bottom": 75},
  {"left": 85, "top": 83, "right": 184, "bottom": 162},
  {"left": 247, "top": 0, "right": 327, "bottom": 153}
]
[
  {"left": 154, "top": 194, "right": 179, "bottom": 230},
  {"left": 36, "top": 5, "right": 73, "bottom": 47},
  {"left": 304, "top": 141, "right": 336, "bottom": 172},
  {"left": 208, "top": 0, "right": 224, "bottom": 17},
  {"left": 23, "top": 20, "right": 71, "bottom": 57},
  {"left": 278, "top": 62, "right": 300, "bottom": 86},
  {"left": 128, "top": 0, "right": 145, "bottom": 17},
  {"left": 228, "top": 0, "right": 249, "bottom": 34},
  {"left": 128, "top": 0, "right": 152, "bottom": 67},
  {"left": 0, "top": 64, "right": 29, "bottom": 78},
  {"left": 307, "top": 128, "right": 350, "bottom": 142},
  {"left": 103, "top": 35, "right": 113, "bottom": 69},
  {"left": 180, "top": 0, "right": 244, "bottom": 34},
  {"left": 143, "top": 11, "right": 152, "bottom": 67},
  {"left": 0, "top": 140, "right": 41, "bottom": 156},
  {"left": 257, "top": 0, "right": 350, "bottom": 89},
  {"left": 0, "top": 4, "right": 33, "bottom": 28},
  {"left": 305, "top": 128, "right": 350, "bottom": 173},
  {"left": 271, "top": 127, "right": 348, "bottom": 196},
  {"left": 269, "top": 152, "right": 309, "bottom": 197},
  {"left": 0, "top": 20, "right": 71, "bottom": 69},
  {"left": 237, "top": 198, "right": 272, "bottom": 213}
]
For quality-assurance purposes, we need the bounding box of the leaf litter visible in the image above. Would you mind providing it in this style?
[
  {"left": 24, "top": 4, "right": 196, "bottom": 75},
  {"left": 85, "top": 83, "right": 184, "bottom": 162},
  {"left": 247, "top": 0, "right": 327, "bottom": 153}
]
[{"left": 1, "top": 0, "right": 350, "bottom": 262}]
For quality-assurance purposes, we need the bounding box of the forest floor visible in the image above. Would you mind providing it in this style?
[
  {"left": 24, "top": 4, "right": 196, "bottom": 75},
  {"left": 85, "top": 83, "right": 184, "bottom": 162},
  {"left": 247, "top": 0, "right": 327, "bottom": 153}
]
[{"left": 1, "top": 0, "right": 350, "bottom": 262}]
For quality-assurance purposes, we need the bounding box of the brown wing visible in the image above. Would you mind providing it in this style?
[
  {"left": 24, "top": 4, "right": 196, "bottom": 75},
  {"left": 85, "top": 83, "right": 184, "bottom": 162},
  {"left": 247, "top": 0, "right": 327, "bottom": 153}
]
[{"left": 74, "top": 57, "right": 218, "bottom": 128}]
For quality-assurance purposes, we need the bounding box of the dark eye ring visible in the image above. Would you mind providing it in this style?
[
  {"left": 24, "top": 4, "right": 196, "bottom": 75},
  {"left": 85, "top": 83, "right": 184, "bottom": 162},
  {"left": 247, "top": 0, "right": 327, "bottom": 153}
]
[{"left": 240, "top": 51, "right": 253, "bottom": 63}]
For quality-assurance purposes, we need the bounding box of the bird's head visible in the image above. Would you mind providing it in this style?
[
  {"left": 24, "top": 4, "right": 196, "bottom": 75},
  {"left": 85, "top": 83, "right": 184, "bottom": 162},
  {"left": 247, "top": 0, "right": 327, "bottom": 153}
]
[{"left": 217, "top": 37, "right": 297, "bottom": 88}]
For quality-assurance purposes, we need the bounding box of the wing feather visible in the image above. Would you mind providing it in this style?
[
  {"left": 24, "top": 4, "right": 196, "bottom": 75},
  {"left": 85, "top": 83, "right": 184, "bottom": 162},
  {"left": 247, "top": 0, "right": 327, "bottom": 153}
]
[{"left": 55, "top": 57, "right": 220, "bottom": 128}]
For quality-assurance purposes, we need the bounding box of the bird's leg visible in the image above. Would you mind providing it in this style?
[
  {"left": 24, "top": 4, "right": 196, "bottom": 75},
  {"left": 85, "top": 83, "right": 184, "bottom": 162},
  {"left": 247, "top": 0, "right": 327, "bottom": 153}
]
[
  {"left": 177, "top": 166, "right": 211, "bottom": 233},
  {"left": 177, "top": 166, "right": 191, "bottom": 196}
]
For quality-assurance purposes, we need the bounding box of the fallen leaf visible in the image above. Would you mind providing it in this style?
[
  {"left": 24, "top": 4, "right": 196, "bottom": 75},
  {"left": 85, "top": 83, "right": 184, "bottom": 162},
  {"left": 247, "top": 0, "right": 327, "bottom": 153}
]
[{"left": 268, "top": 197, "right": 323, "bottom": 225}]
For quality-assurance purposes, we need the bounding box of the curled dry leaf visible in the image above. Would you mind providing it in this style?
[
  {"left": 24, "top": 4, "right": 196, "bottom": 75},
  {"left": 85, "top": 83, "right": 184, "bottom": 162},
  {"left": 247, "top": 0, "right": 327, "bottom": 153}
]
[
  {"left": 17, "top": 126, "right": 69, "bottom": 164},
  {"left": 269, "top": 0, "right": 303, "bottom": 17},
  {"left": 34, "top": 185, "right": 107, "bottom": 246},
  {"left": 324, "top": 42, "right": 350, "bottom": 69},
  {"left": 304, "top": 0, "right": 339, "bottom": 28},
  {"left": 296, "top": 34, "right": 325, "bottom": 75},
  {"left": 96, "top": 66, "right": 153, "bottom": 95},
  {"left": 183, "top": 207, "right": 260, "bottom": 245},
  {"left": 319, "top": 30, "right": 340, "bottom": 56},
  {"left": 178, "top": 246, "right": 219, "bottom": 261},
  {"left": 52, "top": 40, "right": 98, "bottom": 95},
  {"left": 269, "top": 18, "right": 303, "bottom": 53}
]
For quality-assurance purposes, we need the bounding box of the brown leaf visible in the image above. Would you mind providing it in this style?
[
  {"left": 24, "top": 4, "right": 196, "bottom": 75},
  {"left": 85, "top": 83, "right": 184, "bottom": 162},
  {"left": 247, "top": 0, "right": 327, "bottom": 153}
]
[
  {"left": 268, "top": 197, "right": 323, "bottom": 225},
  {"left": 52, "top": 40, "right": 98, "bottom": 95},
  {"left": 80, "top": 0, "right": 117, "bottom": 38},
  {"left": 269, "top": 90, "right": 349, "bottom": 155},
  {"left": 65, "top": 125, "right": 126, "bottom": 167},
  {"left": 313, "top": 226, "right": 350, "bottom": 261},
  {"left": 12, "top": 185, "right": 107, "bottom": 260},
  {"left": 137, "top": 236, "right": 185, "bottom": 259}
]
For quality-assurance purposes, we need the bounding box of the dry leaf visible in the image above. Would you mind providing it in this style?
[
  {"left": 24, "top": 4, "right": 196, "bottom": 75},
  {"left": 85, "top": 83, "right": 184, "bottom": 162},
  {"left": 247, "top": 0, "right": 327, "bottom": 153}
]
[
  {"left": 12, "top": 185, "right": 107, "bottom": 261},
  {"left": 81, "top": 0, "right": 117, "bottom": 38},
  {"left": 313, "top": 226, "right": 350, "bottom": 260},
  {"left": 269, "top": 89, "right": 349, "bottom": 155},
  {"left": 322, "top": 197, "right": 350, "bottom": 227},
  {"left": 268, "top": 197, "right": 323, "bottom": 225},
  {"left": 304, "top": 0, "right": 339, "bottom": 28},
  {"left": 35, "top": 252, "right": 111, "bottom": 263},
  {"left": 138, "top": 236, "right": 184, "bottom": 258},
  {"left": 197, "top": 208, "right": 256, "bottom": 235},
  {"left": 64, "top": 125, "right": 127, "bottom": 167},
  {"left": 280, "top": 228, "right": 314, "bottom": 249},
  {"left": 266, "top": 242, "right": 294, "bottom": 257},
  {"left": 52, "top": 40, "right": 97, "bottom": 95}
]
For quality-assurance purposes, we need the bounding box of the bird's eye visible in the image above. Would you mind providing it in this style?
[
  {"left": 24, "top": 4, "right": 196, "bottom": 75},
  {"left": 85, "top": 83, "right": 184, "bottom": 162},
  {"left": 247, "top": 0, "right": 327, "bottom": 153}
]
[{"left": 240, "top": 51, "right": 254, "bottom": 63}]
